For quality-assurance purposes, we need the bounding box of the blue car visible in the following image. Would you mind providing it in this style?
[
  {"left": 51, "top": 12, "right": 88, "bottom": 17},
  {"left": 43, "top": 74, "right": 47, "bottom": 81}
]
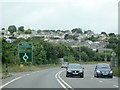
[{"left": 94, "top": 63, "right": 113, "bottom": 78}]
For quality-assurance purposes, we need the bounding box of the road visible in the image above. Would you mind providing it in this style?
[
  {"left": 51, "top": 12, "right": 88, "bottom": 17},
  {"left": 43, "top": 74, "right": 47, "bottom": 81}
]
[{"left": 1, "top": 65, "right": 119, "bottom": 89}]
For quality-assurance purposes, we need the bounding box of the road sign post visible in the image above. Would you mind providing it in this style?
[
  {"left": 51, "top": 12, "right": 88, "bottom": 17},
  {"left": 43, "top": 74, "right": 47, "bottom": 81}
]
[{"left": 18, "top": 43, "right": 33, "bottom": 63}]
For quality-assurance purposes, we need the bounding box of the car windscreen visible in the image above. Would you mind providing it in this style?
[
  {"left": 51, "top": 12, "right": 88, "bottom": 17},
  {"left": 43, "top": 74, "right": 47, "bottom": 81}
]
[
  {"left": 97, "top": 64, "right": 110, "bottom": 69},
  {"left": 68, "top": 64, "right": 82, "bottom": 69}
]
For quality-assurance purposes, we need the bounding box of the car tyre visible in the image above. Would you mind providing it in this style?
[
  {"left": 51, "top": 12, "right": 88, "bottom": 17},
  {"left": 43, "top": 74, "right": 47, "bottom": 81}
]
[
  {"left": 109, "top": 75, "right": 113, "bottom": 78},
  {"left": 66, "top": 74, "right": 69, "bottom": 77},
  {"left": 66, "top": 73, "right": 70, "bottom": 77},
  {"left": 81, "top": 73, "right": 84, "bottom": 78},
  {"left": 96, "top": 74, "right": 99, "bottom": 78},
  {"left": 81, "top": 75, "right": 84, "bottom": 78}
]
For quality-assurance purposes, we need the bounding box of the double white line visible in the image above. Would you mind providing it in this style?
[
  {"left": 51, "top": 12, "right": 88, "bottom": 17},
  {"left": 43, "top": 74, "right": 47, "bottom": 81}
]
[{"left": 55, "top": 70, "right": 74, "bottom": 90}]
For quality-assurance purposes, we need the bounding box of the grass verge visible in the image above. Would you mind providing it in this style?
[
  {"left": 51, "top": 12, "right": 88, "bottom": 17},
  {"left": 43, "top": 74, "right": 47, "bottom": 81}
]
[
  {"left": 112, "top": 66, "right": 120, "bottom": 77},
  {"left": 2, "top": 64, "right": 60, "bottom": 73},
  {"left": 68, "top": 61, "right": 110, "bottom": 65}
]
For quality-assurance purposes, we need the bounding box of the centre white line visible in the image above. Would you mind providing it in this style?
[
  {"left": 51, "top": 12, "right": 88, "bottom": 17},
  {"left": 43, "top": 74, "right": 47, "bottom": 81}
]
[
  {"left": 55, "top": 70, "right": 74, "bottom": 90},
  {"left": 55, "top": 71, "right": 68, "bottom": 90}
]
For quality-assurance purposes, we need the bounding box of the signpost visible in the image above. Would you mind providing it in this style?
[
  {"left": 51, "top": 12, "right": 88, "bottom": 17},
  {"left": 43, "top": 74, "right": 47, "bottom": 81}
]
[{"left": 18, "top": 43, "right": 32, "bottom": 63}]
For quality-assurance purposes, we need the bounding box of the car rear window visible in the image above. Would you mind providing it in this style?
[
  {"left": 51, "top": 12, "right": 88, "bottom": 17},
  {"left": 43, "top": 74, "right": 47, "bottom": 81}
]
[
  {"left": 97, "top": 64, "right": 110, "bottom": 69},
  {"left": 68, "top": 64, "right": 81, "bottom": 69}
]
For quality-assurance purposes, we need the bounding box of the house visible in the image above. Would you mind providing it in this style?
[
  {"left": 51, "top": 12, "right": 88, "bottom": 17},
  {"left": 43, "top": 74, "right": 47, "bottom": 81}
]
[
  {"left": 17, "top": 34, "right": 30, "bottom": 39},
  {"left": 71, "top": 41, "right": 90, "bottom": 48},
  {"left": 6, "top": 38, "right": 16, "bottom": 43}
]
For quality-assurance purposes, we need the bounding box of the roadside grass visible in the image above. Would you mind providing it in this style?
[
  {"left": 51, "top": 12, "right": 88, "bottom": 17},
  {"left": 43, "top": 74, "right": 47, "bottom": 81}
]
[
  {"left": 112, "top": 66, "right": 120, "bottom": 77},
  {"left": 68, "top": 61, "right": 110, "bottom": 65},
  {"left": 2, "top": 64, "right": 60, "bottom": 73},
  {"left": 2, "top": 61, "right": 110, "bottom": 73}
]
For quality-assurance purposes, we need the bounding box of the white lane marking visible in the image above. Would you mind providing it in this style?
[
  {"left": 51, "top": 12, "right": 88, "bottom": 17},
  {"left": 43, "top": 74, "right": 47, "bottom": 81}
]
[
  {"left": 55, "top": 71, "right": 67, "bottom": 90},
  {"left": 32, "top": 72, "right": 36, "bottom": 74},
  {"left": 55, "top": 70, "right": 74, "bottom": 90},
  {"left": 37, "top": 71, "right": 40, "bottom": 72},
  {"left": 113, "top": 85, "right": 118, "bottom": 88},
  {"left": 0, "top": 72, "right": 34, "bottom": 89},
  {"left": 58, "top": 70, "right": 73, "bottom": 89},
  {"left": 0, "top": 76, "right": 22, "bottom": 89},
  {"left": 99, "top": 81, "right": 103, "bottom": 83},
  {"left": 91, "top": 78, "right": 93, "bottom": 79},
  {"left": 26, "top": 74, "right": 30, "bottom": 76}
]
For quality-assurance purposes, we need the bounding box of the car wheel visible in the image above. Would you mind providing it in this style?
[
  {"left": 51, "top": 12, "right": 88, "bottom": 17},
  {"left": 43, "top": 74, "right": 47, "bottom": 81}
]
[
  {"left": 81, "top": 75, "right": 84, "bottom": 78},
  {"left": 66, "top": 74, "right": 69, "bottom": 77},
  {"left": 109, "top": 75, "right": 113, "bottom": 78},
  {"left": 81, "top": 73, "right": 84, "bottom": 78},
  {"left": 96, "top": 74, "right": 99, "bottom": 78}
]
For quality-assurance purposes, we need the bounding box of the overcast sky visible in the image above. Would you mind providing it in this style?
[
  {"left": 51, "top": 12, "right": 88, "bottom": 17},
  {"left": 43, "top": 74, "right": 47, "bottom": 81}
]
[{"left": 0, "top": 0, "right": 119, "bottom": 34}]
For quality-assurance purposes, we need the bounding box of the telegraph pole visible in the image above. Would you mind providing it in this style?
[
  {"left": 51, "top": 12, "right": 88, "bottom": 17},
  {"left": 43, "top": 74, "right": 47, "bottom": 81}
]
[
  {"left": 79, "top": 39, "right": 81, "bottom": 62},
  {"left": 104, "top": 40, "right": 107, "bottom": 61}
]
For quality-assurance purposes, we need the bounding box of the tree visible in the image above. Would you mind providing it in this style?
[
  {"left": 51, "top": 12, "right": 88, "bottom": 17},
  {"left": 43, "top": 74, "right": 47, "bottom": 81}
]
[
  {"left": 24, "top": 29, "right": 32, "bottom": 34},
  {"left": 85, "top": 35, "right": 99, "bottom": 42},
  {"left": 43, "top": 30, "right": 50, "bottom": 32},
  {"left": 115, "top": 39, "right": 120, "bottom": 66},
  {"left": 84, "top": 30, "right": 93, "bottom": 34},
  {"left": 80, "top": 46, "right": 95, "bottom": 61},
  {"left": 106, "top": 37, "right": 118, "bottom": 49},
  {"left": 37, "top": 30, "right": 41, "bottom": 34},
  {"left": 64, "top": 55, "right": 75, "bottom": 62},
  {"left": 18, "top": 26, "right": 24, "bottom": 32},
  {"left": 108, "top": 37, "right": 118, "bottom": 44},
  {"left": 81, "top": 52, "right": 89, "bottom": 61},
  {"left": 64, "top": 34, "right": 78, "bottom": 40},
  {"left": 61, "top": 30, "right": 69, "bottom": 33},
  {"left": 101, "top": 32, "right": 107, "bottom": 36},
  {"left": 1, "top": 28, "right": 5, "bottom": 30},
  {"left": 64, "top": 34, "right": 72, "bottom": 39},
  {"left": 8, "top": 25, "right": 17, "bottom": 34},
  {"left": 108, "top": 33, "right": 116, "bottom": 37},
  {"left": 71, "top": 28, "right": 83, "bottom": 34}
]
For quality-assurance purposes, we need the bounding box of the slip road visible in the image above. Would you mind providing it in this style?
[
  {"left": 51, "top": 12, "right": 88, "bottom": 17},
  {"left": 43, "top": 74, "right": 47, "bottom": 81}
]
[{"left": 1, "top": 65, "right": 119, "bottom": 89}]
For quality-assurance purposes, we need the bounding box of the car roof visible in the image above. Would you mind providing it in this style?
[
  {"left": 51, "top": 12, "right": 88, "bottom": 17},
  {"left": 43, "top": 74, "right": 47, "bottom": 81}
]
[
  {"left": 69, "top": 63, "right": 81, "bottom": 66},
  {"left": 97, "top": 63, "right": 109, "bottom": 66}
]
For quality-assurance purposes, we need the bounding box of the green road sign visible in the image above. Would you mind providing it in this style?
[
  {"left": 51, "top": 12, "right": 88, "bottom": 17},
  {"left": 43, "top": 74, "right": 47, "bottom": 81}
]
[{"left": 18, "top": 43, "right": 32, "bottom": 63}]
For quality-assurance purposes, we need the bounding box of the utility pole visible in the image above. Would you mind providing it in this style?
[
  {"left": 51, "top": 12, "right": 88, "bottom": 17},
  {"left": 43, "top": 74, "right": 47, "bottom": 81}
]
[
  {"left": 79, "top": 39, "right": 81, "bottom": 62},
  {"left": 111, "top": 52, "right": 116, "bottom": 67},
  {"left": 104, "top": 40, "right": 107, "bottom": 61}
]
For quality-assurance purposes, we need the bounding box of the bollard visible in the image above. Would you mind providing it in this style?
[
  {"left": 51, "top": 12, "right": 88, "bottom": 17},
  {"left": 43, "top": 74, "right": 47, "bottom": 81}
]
[{"left": 6, "top": 63, "right": 8, "bottom": 73}]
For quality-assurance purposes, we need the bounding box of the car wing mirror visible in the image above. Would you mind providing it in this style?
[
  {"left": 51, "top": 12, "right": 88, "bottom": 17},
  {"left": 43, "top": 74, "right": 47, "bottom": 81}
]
[{"left": 65, "top": 67, "right": 68, "bottom": 69}]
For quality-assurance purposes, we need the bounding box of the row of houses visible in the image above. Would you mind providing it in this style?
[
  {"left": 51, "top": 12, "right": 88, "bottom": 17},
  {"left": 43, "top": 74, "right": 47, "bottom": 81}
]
[{"left": 0, "top": 30, "right": 113, "bottom": 52}]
